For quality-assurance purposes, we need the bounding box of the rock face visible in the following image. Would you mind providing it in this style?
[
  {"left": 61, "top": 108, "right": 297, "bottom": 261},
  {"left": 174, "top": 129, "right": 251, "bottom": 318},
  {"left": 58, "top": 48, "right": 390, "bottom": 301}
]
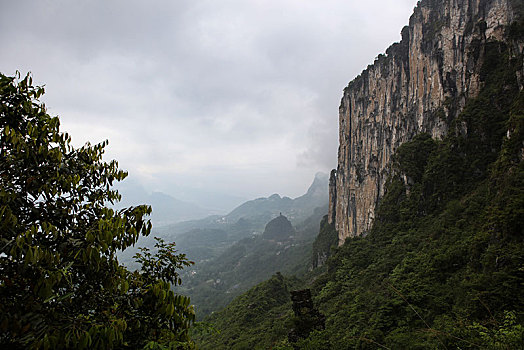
[{"left": 329, "top": 0, "right": 523, "bottom": 244}]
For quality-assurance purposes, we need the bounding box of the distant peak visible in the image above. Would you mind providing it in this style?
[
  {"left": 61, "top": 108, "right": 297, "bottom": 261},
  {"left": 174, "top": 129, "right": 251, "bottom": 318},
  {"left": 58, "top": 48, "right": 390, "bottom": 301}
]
[
  {"left": 303, "top": 172, "right": 329, "bottom": 197},
  {"left": 314, "top": 172, "right": 329, "bottom": 180},
  {"left": 262, "top": 214, "right": 294, "bottom": 241}
]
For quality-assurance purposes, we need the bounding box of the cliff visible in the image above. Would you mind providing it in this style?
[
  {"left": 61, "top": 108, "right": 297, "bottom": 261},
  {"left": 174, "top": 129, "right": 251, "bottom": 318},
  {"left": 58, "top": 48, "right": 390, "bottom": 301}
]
[{"left": 329, "top": 0, "right": 523, "bottom": 243}]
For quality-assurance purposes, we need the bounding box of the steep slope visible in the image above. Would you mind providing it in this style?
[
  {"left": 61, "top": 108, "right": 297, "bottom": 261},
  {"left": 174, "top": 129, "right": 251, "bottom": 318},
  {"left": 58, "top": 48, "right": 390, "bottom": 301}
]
[
  {"left": 196, "top": 1, "right": 524, "bottom": 348},
  {"left": 199, "top": 73, "right": 524, "bottom": 348},
  {"left": 330, "top": 0, "right": 523, "bottom": 242},
  {"left": 300, "top": 79, "right": 524, "bottom": 348},
  {"left": 197, "top": 273, "right": 301, "bottom": 350}
]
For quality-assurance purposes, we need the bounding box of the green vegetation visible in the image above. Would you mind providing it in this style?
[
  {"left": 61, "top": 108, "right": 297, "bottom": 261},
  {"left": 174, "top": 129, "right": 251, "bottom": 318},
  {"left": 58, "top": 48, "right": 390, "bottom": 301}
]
[
  {"left": 118, "top": 182, "right": 328, "bottom": 316},
  {"left": 311, "top": 216, "right": 338, "bottom": 269},
  {"left": 294, "top": 36, "right": 523, "bottom": 349},
  {"left": 0, "top": 73, "right": 196, "bottom": 349},
  {"left": 197, "top": 33, "right": 524, "bottom": 349},
  {"left": 178, "top": 210, "right": 325, "bottom": 317},
  {"left": 2, "top": 10, "right": 522, "bottom": 350},
  {"left": 197, "top": 273, "right": 301, "bottom": 349}
]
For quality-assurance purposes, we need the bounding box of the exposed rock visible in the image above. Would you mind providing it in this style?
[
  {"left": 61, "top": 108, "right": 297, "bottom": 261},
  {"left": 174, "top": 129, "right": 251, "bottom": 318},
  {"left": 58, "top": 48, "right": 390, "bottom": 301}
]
[
  {"left": 331, "top": 0, "right": 523, "bottom": 243},
  {"left": 327, "top": 169, "right": 337, "bottom": 224}
]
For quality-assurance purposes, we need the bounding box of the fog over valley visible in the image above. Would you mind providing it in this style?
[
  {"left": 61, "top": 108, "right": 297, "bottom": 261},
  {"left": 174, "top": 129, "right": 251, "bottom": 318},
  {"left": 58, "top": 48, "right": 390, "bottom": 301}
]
[{"left": 1, "top": 0, "right": 418, "bottom": 209}]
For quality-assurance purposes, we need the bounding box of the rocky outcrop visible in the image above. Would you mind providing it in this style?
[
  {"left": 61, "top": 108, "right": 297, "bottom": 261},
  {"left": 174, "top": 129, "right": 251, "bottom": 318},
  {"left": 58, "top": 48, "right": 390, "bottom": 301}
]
[
  {"left": 330, "top": 0, "right": 522, "bottom": 244},
  {"left": 327, "top": 169, "right": 337, "bottom": 224},
  {"left": 262, "top": 214, "right": 295, "bottom": 241}
]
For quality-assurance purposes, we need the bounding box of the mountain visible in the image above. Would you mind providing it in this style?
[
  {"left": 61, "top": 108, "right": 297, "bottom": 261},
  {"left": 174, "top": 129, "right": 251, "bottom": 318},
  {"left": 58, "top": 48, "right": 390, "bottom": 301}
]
[
  {"left": 156, "top": 171, "right": 328, "bottom": 263},
  {"left": 261, "top": 214, "right": 295, "bottom": 241},
  {"left": 197, "top": 0, "right": 524, "bottom": 348},
  {"left": 146, "top": 191, "right": 216, "bottom": 226},
  {"left": 329, "top": 0, "right": 523, "bottom": 242},
  {"left": 118, "top": 173, "right": 328, "bottom": 268},
  {"left": 226, "top": 172, "right": 328, "bottom": 225},
  {"left": 166, "top": 173, "right": 329, "bottom": 318},
  {"left": 152, "top": 171, "right": 328, "bottom": 238},
  {"left": 177, "top": 212, "right": 322, "bottom": 317},
  {"left": 114, "top": 180, "right": 216, "bottom": 227}
]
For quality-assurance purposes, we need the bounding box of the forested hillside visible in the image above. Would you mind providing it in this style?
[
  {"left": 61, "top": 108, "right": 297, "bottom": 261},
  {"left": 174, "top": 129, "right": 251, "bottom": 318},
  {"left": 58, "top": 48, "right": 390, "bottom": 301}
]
[
  {"left": 197, "top": 273, "right": 302, "bottom": 349},
  {"left": 178, "top": 207, "right": 326, "bottom": 317},
  {"left": 196, "top": 18, "right": 524, "bottom": 348},
  {"left": 3, "top": 0, "right": 523, "bottom": 349}
]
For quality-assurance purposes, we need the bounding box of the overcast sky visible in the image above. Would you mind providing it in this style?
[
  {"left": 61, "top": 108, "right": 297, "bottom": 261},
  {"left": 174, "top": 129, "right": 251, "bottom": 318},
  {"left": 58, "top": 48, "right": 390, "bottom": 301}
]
[{"left": 1, "top": 0, "right": 418, "bottom": 210}]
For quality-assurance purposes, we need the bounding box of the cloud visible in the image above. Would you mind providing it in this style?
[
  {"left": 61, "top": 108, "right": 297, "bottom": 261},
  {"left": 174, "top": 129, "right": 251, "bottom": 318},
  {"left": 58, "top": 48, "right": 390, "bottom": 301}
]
[{"left": 0, "top": 0, "right": 418, "bottom": 201}]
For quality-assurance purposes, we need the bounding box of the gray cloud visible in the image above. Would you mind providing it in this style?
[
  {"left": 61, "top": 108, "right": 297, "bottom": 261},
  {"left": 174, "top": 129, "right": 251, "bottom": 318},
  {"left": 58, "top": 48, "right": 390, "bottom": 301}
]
[{"left": 1, "top": 0, "right": 418, "bottom": 204}]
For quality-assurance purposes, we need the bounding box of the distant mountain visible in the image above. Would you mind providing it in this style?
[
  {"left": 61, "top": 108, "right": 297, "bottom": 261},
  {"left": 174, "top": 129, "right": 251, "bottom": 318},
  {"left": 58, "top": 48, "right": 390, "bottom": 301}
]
[
  {"left": 262, "top": 214, "right": 295, "bottom": 241},
  {"left": 169, "top": 174, "right": 329, "bottom": 316},
  {"left": 293, "top": 172, "right": 329, "bottom": 208},
  {"left": 177, "top": 209, "right": 323, "bottom": 317},
  {"left": 118, "top": 172, "right": 329, "bottom": 316},
  {"left": 166, "top": 188, "right": 247, "bottom": 214},
  {"left": 114, "top": 180, "right": 217, "bottom": 227},
  {"left": 169, "top": 172, "right": 329, "bottom": 262},
  {"left": 151, "top": 171, "right": 329, "bottom": 242},
  {"left": 226, "top": 172, "right": 329, "bottom": 224},
  {"left": 146, "top": 192, "right": 216, "bottom": 226},
  {"left": 119, "top": 172, "right": 329, "bottom": 270}
]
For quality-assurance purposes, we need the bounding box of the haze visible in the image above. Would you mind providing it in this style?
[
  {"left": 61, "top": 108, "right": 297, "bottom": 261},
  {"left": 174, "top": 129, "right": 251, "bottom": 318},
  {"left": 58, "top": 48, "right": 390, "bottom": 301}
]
[{"left": 0, "top": 0, "right": 418, "bottom": 212}]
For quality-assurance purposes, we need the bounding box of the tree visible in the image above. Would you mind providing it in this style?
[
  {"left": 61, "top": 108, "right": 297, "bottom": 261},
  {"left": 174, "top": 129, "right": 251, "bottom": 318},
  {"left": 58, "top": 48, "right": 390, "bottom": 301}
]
[{"left": 0, "top": 72, "right": 195, "bottom": 349}]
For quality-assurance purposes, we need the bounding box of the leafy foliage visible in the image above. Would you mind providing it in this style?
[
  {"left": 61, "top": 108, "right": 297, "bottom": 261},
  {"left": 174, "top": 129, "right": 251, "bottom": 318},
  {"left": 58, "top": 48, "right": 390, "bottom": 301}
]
[
  {"left": 311, "top": 215, "right": 339, "bottom": 269},
  {"left": 0, "top": 72, "right": 195, "bottom": 349},
  {"left": 134, "top": 237, "right": 193, "bottom": 286},
  {"left": 196, "top": 273, "right": 302, "bottom": 350},
  {"left": 288, "top": 289, "right": 325, "bottom": 343}
]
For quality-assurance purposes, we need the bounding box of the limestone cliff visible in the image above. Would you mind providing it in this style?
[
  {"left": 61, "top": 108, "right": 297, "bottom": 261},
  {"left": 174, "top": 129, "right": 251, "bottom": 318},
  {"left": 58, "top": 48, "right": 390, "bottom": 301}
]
[{"left": 329, "top": 0, "right": 523, "bottom": 244}]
